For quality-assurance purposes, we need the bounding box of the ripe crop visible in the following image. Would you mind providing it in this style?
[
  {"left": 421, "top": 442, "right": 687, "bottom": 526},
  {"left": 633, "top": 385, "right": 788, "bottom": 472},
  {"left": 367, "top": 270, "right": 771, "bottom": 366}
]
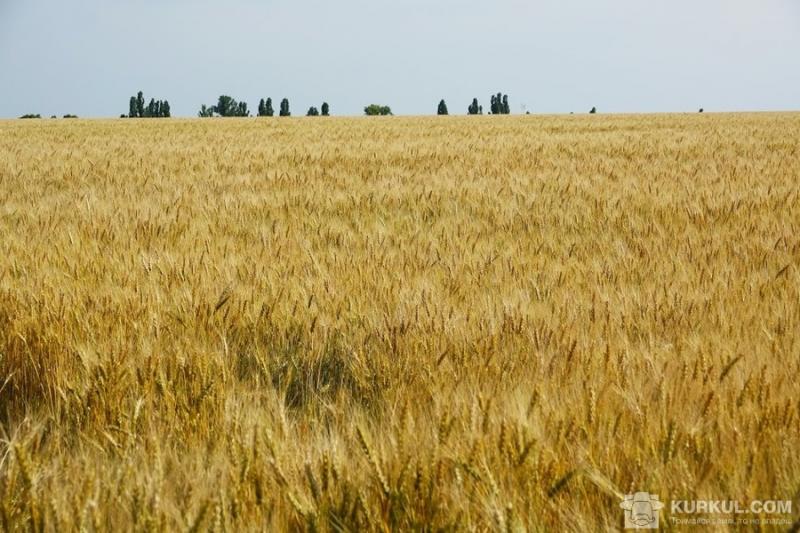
[{"left": 0, "top": 114, "right": 798, "bottom": 530}]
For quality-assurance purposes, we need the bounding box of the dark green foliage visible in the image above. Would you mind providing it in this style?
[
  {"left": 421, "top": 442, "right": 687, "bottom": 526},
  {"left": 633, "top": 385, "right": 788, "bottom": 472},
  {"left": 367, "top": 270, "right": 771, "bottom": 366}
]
[
  {"left": 279, "top": 98, "right": 291, "bottom": 117},
  {"left": 19, "top": 114, "right": 41, "bottom": 119},
  {"left": 63, "top": 114, "right": 78, "bottom": 119},
  {"left": 699, "top": 108, "right": 704, "bottom": 113},
  {"left": 437, "top": 100, "right": 448, "bottom": 115},
  {"left": 489, "top": 92, "right": 510, "bottom": 115},
  {"left": 127, "top": 91, "right": 170, "bottom": 118},
  {"left": 364, "top": 104, "right": 392, "bottom": 116},
  {"left": 321, "top": 102, "right": 330, "bottom": 116},
  {"left": 257, "top": 98, "right": 275, "bottom": 117},
  {"left": 589, "top": 107, "right": 597, "bottom": 114},
  {"left": 198, "top": 96, "right": 250, "bottom": 117},
  {"left": 136, "top": 91, "right": 145, "bottom": 118},
  {"left": 215, "top": 95, "right": 236, "bottom": 117},
  {"left": 468, "top": 98, "right": 482, "bottom": 115},
  {"left": 307, "top": 107, "right": 320, "bottom": 116}
]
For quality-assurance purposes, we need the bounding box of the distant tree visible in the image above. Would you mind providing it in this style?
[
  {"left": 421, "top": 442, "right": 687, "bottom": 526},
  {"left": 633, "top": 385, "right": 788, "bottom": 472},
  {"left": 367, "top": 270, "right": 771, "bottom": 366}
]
[
  {"left": 589, "top": 107, "right": 597, "bottom": 114},
  {"left": 321, "top": 102, "right": 330, "bottom": 116},
  {"left": 136, "top": 91, "right": 145, "bottom": 118},
  {"left": 20, "top": 114, "right": 41, "bottom": 119},
  {"left": 468, "top": 98, "right": 481, "bottom": 115},
  {"left": 199, "top": 95, "right": 250, "bottom": 117},
  {"left": 126, "top": 92, "right": 170, "bottom": 118},
  {"left": 215, "top": 95, "right": 236, "bottom": 117},
  {"left": 437, "top": 99, "right": 448, "bottom": 115},
  {"left": 50, "top": 115, "right": 57, "bottom": 119},
  {"left": 490, "top": 93, "right": 510, "bottom": 115},
  {"left": 307, "top": 106, "right": 320, "bottom": 116},
  {"left": 699, "top": 108, "right": 704, "bottom": 113},
  {"left": 257, "top": 98, "right": 275, "bottom": 117},
  {"left": 63, "top": 114, "right": 78, "bottom": 119},
  {"left": 279, "top": 98, "right": 291, "bottom": 117},
  {"left": 120, "top": 114, "right": 128, "bottom": 118},
  {"left": 364, "top": 104, "right": 392, "bottom": 116}
]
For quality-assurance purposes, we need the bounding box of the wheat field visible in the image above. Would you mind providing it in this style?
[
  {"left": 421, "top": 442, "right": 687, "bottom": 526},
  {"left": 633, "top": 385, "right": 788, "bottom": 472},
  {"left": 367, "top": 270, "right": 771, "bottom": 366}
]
[{"left": 0, "top": 114, "right": 799, "bottom": 531}]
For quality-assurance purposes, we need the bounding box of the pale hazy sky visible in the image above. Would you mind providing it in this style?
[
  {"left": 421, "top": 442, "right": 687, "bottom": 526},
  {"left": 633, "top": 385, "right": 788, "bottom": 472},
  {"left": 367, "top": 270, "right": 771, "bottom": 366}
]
[{"left": 1, "top": 0, "right": 798, "bottom": 117}]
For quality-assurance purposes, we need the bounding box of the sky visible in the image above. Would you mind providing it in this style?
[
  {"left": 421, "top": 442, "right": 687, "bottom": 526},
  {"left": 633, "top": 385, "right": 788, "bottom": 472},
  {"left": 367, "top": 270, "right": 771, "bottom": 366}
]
[{"left": 1, "top": 0, "right": 799, "bottom": 118}]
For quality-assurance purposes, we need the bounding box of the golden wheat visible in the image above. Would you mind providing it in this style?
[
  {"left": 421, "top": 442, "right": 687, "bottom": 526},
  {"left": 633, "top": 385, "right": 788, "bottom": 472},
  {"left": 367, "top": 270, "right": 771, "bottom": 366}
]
[{"left": 0, "top": 113, "right": 799, "bottom": 531}]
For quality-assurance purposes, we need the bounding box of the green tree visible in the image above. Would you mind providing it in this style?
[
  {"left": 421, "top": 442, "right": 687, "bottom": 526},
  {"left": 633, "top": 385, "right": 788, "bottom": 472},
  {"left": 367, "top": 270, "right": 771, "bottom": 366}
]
[
  {"left": 127, "top": 92, "right": 170, "bottom": 118},
  {"left": 265, "top": 98, "right": 274, "bottom": 117},
  {"left": 136, "top": 91, "right": 145, "bottom": 118},
  {"left": 437, "top": 100, "right": 448, "bottom": 115},
  {"left": 198, "top": 105, "right": 214, "bottom": 118},
  {"left": 489, "top": 93, "right": 510, "bottom": 115},
  {"left": 307, "top": 107, "right": 320, "bottom": 116},
  {"left": 237, "top": 101, "right": 249, "bottom": 117},
  {"left": 279, "top": 98, "right": 291, "bottom": 117},
  {"left": 258, "top": 99, "right": 266, "bottom": 117},
  {"left": 144, "top": 98, "right": 155, "bottom": 117},
  {"left": 364, "top": 104, "right": 392, "bottom": 116},
  {"left": 589, "top": 107, "right": 597, "bottom": 114},
  {"left": 468, "top": 98, "right": 481, "bottom": 115},
  {"left": 215, "top": 95, "right": 236, "bottom": 117},
  {"left": 321, "top": 102, "right": 330, "bottom": 116}
]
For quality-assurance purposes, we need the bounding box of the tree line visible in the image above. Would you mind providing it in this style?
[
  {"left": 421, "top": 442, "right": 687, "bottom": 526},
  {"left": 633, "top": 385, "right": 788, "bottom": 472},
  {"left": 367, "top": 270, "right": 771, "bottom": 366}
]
[
  {"left": 20, "top": 114, "right": 78, "bottom": 119},
  {"left": 124, "top": 91, "right": 171, "bottom": 118},
  {"left": 196, "top": 96, "right": 330, "bottom": 117},
  {"left": 124, "top": 90, "right": 525, "bottom": 118},
  {"left": 17, "top": 90, "right": 711, "bottom": 119}
]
